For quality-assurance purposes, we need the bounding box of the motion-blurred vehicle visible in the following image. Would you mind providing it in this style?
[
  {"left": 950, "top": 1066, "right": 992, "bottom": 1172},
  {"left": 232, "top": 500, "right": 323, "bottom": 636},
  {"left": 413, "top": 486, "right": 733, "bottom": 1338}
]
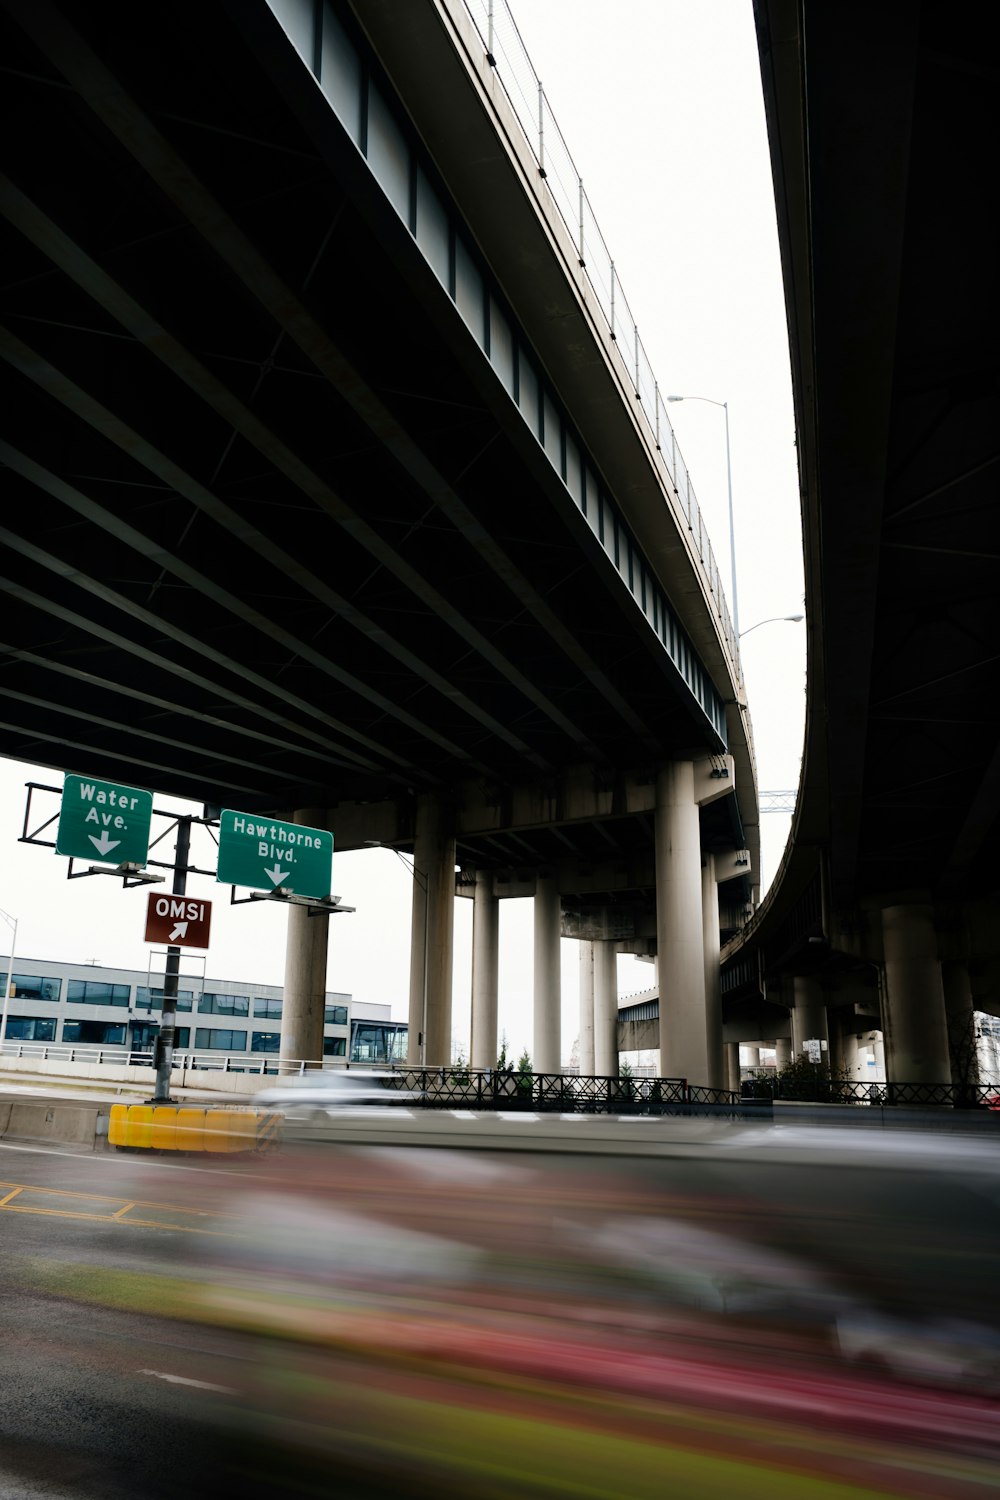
[{"left": 255, "top": 1067, "right": 417, "bottom": 1120}]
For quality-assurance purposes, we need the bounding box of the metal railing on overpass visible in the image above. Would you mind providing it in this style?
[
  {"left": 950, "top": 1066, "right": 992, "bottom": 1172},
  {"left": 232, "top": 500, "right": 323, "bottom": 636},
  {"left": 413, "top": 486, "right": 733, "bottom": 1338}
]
[
  {"left": 0, "top": 1039, "right": 736, "bottom": 1113},
  {"left": 8, "top": 1040, "right": 992, "bottom": 1112},
  {"left": 741, "top": 1076, "right": 1000, "bottom": 1109},
  {"left": 461, "top": 0, "right": 740, "bottom": 670}
]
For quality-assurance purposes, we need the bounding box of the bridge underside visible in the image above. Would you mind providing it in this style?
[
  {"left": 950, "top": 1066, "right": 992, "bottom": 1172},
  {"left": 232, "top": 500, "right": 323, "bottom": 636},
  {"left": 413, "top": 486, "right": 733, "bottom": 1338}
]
[
  {"left": 2, "top": 0, "right": 753, "bottom": 937},
  {"left": 721, "top": 0, "right": 1000, "bottom": 1051}
]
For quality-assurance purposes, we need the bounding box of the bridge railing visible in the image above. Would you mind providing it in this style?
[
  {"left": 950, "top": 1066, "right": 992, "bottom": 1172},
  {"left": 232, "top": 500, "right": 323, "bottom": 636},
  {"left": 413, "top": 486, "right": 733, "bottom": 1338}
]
[
  {"left": 3, "top": 1039, "right": 998, "bottom": 1113},
  {"left": 461, "top": 0, "right": 740, "bottom": 673},
  {"left": 740, "top": 1075, "right": 1000, "bottom": 1109}
]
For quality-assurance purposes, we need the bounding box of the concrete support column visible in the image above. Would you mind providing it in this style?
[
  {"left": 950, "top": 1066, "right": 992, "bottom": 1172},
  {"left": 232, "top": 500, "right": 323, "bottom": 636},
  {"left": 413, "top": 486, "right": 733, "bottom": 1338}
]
[
  {"left": 533, "top": 874, "right": 561, "bottom": 1073},
  {"left": 469, "top": 869, "right": 499, "bottom": 1070},
  {"left": 880, "top": 904, "right": 950, "bottom": 1083},
  {"left": 839, "top": 1029, "right": 861, "bottom": 1081},
  {"left": 791, "top": 976, "right": 829, "bottom": 1059},
  {"left": 280, "top": 809, "right": 329, "bottom": 1066},
  {"left": 408, "top": 795, "right": 455, "bottom": 1067},
  {"left": 827, "top": 1022, "right": 847, "bottom": 1078},
  {"left": 942, "top": 960, "right": 980, "bottom": 1091},
  {"left": 725, "top": 1041, "right": 741, "bottom": 1093},
  {"left": 872, "top": 1032, "right": 886, "bottom": 1082},
  {"left": 743, "top": 1044, "right": 761, "bottom": 1068},
  {"left": 654, "top": 762, "right": 707, "bottom": 1082},
  {"left": 774, "top": 1038, "right": 793, "bottom": 1070},
  {"left": 701, "top": 853, "right": 723, "bottom": 1090},
  {"left": 578, "top": 941, "right": 595, "bottom": 1076},
  {"left": 593, "top": 940, "right": 618, "bottom": 1077}
]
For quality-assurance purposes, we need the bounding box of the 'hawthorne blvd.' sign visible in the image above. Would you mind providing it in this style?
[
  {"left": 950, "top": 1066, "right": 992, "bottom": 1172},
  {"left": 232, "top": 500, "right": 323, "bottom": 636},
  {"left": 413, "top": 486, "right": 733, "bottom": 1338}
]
[
  {"left": 216, "top": 810, "right": 333, "bottom": 898},
  {"left": 55, "top": 774, "right": 154, "bottom": 864}
]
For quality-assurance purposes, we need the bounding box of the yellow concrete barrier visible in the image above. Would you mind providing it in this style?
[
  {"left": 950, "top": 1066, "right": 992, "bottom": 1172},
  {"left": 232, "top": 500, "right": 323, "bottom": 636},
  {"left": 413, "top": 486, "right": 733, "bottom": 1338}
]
[
  {"left": 127, "top": 1104, "right": 154, "bottom": 1150},
  {"left": 109, "top": 1103, "right": 279, "bottom": 1153},
  {"left": 150, "top": 1107, "right": 178, "bottom": 1152},
  {"left": 174, "top": 1107, "right": 205, "bottom": 1152},
  {"left": 108, "top": 1103, "right": 129, "bottom": 1147}
]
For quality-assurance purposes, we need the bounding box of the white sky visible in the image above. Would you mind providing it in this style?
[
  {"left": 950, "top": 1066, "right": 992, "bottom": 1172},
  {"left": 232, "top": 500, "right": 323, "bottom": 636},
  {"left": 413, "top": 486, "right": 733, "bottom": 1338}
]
[{"left": 0, "top": 0, "right": 804, "bottom": 1063}]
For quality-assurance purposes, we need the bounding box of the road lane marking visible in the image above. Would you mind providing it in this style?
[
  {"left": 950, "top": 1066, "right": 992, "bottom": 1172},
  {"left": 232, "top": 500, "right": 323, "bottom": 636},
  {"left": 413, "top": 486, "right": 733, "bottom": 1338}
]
[
  {"left": 0, "top": 1139, "right": 272, "bottom": 1178},
  {"left": 0, "top": 1178, "right": 244, "bottom": 1236},
  {"left": 138, "top": 1369, "right": 236, "bottom": 1394}
]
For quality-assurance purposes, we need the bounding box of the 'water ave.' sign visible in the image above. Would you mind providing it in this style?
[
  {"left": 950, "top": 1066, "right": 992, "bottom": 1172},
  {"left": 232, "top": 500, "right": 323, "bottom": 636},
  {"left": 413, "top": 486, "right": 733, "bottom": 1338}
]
[{"left": 56, "top": 774, "right": 154, "bottom": 865}]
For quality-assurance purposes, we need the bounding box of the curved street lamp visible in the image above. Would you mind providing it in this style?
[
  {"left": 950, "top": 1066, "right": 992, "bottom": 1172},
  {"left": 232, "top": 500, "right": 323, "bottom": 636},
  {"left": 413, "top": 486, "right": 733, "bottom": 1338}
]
[
  {"left": 739, "top": 613, "right": 804, "bottom": 639},
  {"left": 667, "top": 394, "right": 738, "bottom": 636},
  {"left": 364, "top": 841, "right": 427, "bottom": 1065}
]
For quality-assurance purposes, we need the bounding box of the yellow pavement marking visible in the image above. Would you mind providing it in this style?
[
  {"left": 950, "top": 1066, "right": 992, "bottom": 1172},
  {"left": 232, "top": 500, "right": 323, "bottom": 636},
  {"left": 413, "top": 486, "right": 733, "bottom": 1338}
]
[{"left": 0, "top": 1178, "right": 244, "bottom": 1236}]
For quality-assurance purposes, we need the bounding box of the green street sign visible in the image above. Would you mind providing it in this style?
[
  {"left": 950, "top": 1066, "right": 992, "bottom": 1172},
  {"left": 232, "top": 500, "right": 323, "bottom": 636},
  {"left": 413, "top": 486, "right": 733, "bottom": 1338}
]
[
  {"left": 56, "top": 774, "right": 154, "bottom": 865},
  {"left": 216, "top": 810, "right": 333, "bottom": 898}
]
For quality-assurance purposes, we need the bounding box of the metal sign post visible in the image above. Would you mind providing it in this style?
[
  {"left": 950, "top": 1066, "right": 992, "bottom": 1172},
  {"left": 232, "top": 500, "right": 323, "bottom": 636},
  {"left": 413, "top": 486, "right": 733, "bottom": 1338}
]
[{"left": 150, "top": 815, "right": 192, "bottom": 1104}]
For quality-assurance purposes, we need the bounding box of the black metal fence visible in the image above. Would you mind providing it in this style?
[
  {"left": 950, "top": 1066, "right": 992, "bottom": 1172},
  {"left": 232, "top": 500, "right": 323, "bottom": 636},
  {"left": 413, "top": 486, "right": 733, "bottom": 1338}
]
[
  {"left": 381, "top": 1067, "right": 731, "bottom": 1115},
  {"left": 740, "top": 1077, "right": 1000, "bottom": 1109},
  {"left": 377, "top": 1068, "right": 1000, "bottom": 1115}
]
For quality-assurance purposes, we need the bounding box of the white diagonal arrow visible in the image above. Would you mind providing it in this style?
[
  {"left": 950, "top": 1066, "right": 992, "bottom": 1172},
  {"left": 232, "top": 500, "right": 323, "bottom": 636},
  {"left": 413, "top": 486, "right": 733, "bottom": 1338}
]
[
  {"left": 168, "top": 921, "right": 189, "bottom": 942},
  {"left": 265, "top": 863, "right": 290, "bottom": 886},
  {"left": 88, "top": 830, "right": 121, "bottom": 858}
]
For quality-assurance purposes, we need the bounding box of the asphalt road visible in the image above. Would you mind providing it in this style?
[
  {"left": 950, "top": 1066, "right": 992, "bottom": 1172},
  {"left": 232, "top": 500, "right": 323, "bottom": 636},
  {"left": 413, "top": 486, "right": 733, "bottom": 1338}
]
[
  {"left": 4, "top": 1122, "right": 1000, "bottom": 1499},
  {"left": 0, "top": 1141, "right": 275, "bottom": 1500}
]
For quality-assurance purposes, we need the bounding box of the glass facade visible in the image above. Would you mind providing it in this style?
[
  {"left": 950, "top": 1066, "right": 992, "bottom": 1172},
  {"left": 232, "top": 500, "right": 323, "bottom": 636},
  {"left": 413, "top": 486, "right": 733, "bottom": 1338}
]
[
  {"left": 2, "top": 956, "right": 394, "bottom": 1062},
  {"left": 135, "top": 987, "right": 193, "bottom": 1012},
  {"left": 195, "top": 1028, "right": 248, "bottom": 1051},
  {"left": 66, "top": 979, "right": 131, "bottom": 1006},
  {"left": 2, "top": 973, "right": 61, "bottom": 1002},
  {"left": 62, "top": 1020, "right": 126, "bottom": 1045},
  {"left": 3, "top": 1016, "right": 56, "bottom": 1041},
  {"left": 350, "top": 1022, "right": 407, "bottom": 1064},
  {"left": 199, "top": 993, "right": 249, "bottom": 1017}
]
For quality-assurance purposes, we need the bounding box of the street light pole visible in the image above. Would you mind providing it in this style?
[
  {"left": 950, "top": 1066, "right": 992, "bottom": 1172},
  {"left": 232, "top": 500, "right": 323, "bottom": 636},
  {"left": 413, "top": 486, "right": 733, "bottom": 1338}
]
[
  {"left": 667, "top": 394, "right": 739, "bottom": 636},
  {"left": 0, "top": 906, "right": 18, "bottom": 1048},
  {"left": 739, "top": 613, "right": 804, "bottom": 639},
  {"left": 364, "top": 841, "right": 428, "bottom": 1066}
]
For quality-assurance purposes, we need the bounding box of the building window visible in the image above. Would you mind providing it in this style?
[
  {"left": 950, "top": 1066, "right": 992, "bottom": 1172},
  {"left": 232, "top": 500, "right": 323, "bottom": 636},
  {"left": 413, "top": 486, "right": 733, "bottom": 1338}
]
[
  {"left": 2, "top": 973, "right": 61, "bottom": 1002},
  {"left": 194, "top": 1028, "right": 247, "bottom": 1052},
  {"left": 65, "top": 980, "right": 131, "bottom": 1007},
  {"left": 350, "top": 1022, "right": 407, "bottom": 1063},
  {"left": 62, "top": 1020, "right": 126, "bottom": 1045},
  {"left": 199, "top": 993, "right": 249, "bottom": 1017},
  {"left": 3, "top": 1016, "right": 56, "bottom": 1041},
  {"left": 323, "top": 1037, "right": 346, "bottom": 1057},
  {"left": 253, "top": 998, "right": 283, "bottom": 1020},
  {"left": 135, "top": 988, "right": 193, "bottom": 1012},
  {"left": 251, "top": 1032, "right": 281, "bottom": 1054},
  {"left": 325, "top": 1004, "right": 348, "bottom": 1025}
]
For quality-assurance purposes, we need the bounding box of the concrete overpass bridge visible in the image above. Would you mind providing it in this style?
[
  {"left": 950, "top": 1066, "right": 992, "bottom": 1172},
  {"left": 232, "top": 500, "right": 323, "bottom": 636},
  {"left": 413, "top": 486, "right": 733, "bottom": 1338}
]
[
  {"left": 714, "top": 0, "right": 1000, "bottom": 1092},
  {"left": 1, "top": 0, "right": 756, "bottom": 1082}
]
